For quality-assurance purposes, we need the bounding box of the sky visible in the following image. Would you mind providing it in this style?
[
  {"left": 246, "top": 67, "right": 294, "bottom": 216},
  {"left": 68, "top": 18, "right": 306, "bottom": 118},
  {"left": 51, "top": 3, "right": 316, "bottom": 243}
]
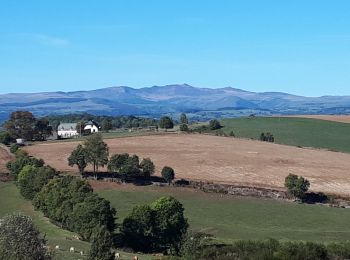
[{"left": 0, "top": 1, "right": 349, "bottom": 96}]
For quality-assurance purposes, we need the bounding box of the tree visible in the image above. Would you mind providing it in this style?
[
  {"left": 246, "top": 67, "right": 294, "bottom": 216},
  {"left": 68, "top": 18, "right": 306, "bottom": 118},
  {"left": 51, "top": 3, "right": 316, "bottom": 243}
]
[
  {"left": 151, "top": 196, "right": 188, "bottom": 253},
  {"left": 17, "top": 165, "right": 56, "bottom": 200},
  {"left": 101, "top": 119, "right": 113, "bottom": 132},
  {"left": 180, "top": 113, "right": 189, "bottom": 125},
  {"left": 122, "top": 205, "right": 155, "bottom": 252},
  {"left": 179, "top": 124, "right": 189, "bottom": 132},
  {"left": 161, "top": 166, "right": 175, "bottom": 184},
  {"left": 140, "top": 158, "right": 155, "bottom": 178},
  {"left": 260, "top": 132, "right": 274, "bottom": 142},
  {"left": 0, "top": 132, "right": 13, "bottom": 145},
  {"left": 6, "top": 155, "right": 44, "bottom": 179},
  {"left": 209, "top": 119, "right": 222, "bottom": 130},
  {"left": 122, "top": 196, "right": 188, "bottom": 253},
  {"left": 4, "top": 111, "right": 36, "bottom": 140},
  {"left": 108, "top": 153, "right": 141, "bottom": 177},
  {"left": 68, "top": 144, "right": 88, "bottom": 175},
  {"left": 84, "top": 134, "right": 109, "bottom": 177},
  {"left": 0, "top": 213, "right": 51, "bottom": 260},
  {"left": 108, "top": 153, "right": 129, "bottom": 172},
  {"left": 159, "top": 116, "right": 174, "bottom": 130},
  {"left": 33, "top": 119, "right": 52, "bottom": 141},
  {"left": 285, "top": 174, "right": 310, "bottom": 199},
  {"left": 88, "top": 227, "right": 114, "bottom": 260}
]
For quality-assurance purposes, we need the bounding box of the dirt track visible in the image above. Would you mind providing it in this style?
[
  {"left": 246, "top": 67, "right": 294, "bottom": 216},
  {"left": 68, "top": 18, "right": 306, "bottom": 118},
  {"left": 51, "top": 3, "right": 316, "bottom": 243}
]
[
  {"left": 285, "top": 115, "right": 350, "bottom": 123},
  {"left": 0, "top": 145, "right": 13, "bottom": 173},
  {"left": 24, "top": 134, "right": 350, "bottom": 196}
]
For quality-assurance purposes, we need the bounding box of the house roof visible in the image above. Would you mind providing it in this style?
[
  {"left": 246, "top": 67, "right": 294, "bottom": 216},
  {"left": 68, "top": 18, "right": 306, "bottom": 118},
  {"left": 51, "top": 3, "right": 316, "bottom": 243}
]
[
  {"left": 85, "top": 120, "right": 100, "bottom": 128},
  {"left": 57, "top": 123, "right": 77, "bottom": 131}
]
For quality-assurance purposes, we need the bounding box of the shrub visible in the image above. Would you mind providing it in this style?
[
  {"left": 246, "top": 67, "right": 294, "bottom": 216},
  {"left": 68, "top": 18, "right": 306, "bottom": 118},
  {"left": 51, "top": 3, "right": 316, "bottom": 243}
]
[
  {"left": 6, "top": 155, "right": 44, "bottom": 179},
  {"left": 10, "top": 143, "right": 19, "bottom": 153},
  {"left": 209, "top": 119, "right": 222, "bottom": 130},
  {"left": 179, "top": 124, "right": 189, "bottom": 132},
  {"left": 0, "top": 132, "right": 13, "bottom": 145}
]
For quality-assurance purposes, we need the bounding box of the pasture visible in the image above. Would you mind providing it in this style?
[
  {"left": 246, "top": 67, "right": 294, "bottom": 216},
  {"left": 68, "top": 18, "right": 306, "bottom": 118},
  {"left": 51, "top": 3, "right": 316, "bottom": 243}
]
[
  {"left": 94, "top": 182, "right": 350, "bottom": 243},
  {"left": 219, "top": 117, "right": 350, "bottom": 153},
  {"left": 25, "top": 134, "right": 350, "bottom": 196}
]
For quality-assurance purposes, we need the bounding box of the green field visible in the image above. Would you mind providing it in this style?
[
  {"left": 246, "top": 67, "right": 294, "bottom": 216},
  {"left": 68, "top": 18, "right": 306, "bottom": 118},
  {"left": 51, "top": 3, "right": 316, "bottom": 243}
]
[
  {"left": 0, "top": 182, "right": 151, "bottom": 260},
  {"left": 216, "top": 117, "right": 350, "bottom": 153},
  {"left": 98, "top": 185, "right": 350, "bottom": 244}
]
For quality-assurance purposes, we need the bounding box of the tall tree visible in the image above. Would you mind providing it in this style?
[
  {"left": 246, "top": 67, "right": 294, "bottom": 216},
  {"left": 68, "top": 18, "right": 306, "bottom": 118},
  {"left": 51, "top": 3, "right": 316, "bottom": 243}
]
[
  {"left": 0, "top": 213, "right": 51, "bottom": 260},
  {"left": 84, "top": 134, "right": 109, "bottom": 177},
  {"left": 179, "top": 113, "right": 189, "bottom": 124},
  {"left": 101, "top": 119, "right": 113, "bottom": 132},
  {"left": 33, "top": 119, "right": 52, "bottom": 141},
  {"left": 88, "top": 227, "right": 114, "bottom": 260},
  {"left": 159, "top": 116, "right": 174, "bottom": 130},
  {"left": 161, "top": 166, "right": 175, "bottom": 184},
  {"left": 68, "top": 144, "right": 88, "bottom": 176},
  {"left": 4, "top": 111, "right": 36, "bottom": 140},
  {"left": 140, "top": 158, "right": 155, "bottom": 178},
  {"left": 284, "top": 174, "right": 310, "bottom": 199}
]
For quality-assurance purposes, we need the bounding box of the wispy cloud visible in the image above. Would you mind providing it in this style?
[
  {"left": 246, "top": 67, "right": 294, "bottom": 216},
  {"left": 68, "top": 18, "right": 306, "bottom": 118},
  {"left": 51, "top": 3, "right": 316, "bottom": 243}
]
[{"left": 18, "top": 33, "right": 70, "bottom": 47}]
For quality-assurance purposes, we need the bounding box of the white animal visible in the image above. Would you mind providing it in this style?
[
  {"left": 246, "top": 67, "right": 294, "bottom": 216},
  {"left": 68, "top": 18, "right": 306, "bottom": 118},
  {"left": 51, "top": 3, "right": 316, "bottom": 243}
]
[
  {"left": 55, "top": 245, "right": 60, "bottom": 250},
  {"left": 80, "top": 250, "right": 84, "bottom": 256},
  {"left": 69, "top": 247, "right": 75, "bottom": 252},
  {"left": 114, "top": 252, "right": 120, "bottom": 258}
]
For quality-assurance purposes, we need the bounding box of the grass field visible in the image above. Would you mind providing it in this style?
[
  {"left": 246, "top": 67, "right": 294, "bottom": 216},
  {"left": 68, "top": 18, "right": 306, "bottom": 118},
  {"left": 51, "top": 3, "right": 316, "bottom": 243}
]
[
  {"left": 0, "top": 182, "right": 152, "bottom": 260},
  {"left": 97, "top": 184, "right": 350, "bottom": 244},
  {"left": 218, "top": 117, "right": 350, "bottom": 153}
]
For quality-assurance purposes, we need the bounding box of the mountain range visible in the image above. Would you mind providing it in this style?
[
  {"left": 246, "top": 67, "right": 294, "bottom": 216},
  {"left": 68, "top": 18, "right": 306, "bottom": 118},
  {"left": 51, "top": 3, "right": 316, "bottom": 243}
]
[{"left": 1, "top": 84, "right": 350, "bottom": 122}]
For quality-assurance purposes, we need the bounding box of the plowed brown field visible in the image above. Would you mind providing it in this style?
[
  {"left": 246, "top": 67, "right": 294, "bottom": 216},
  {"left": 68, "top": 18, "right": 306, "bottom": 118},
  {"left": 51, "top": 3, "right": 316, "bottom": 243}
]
[{"left": 24, "top": 134, "right": 350, "bottom": 196}]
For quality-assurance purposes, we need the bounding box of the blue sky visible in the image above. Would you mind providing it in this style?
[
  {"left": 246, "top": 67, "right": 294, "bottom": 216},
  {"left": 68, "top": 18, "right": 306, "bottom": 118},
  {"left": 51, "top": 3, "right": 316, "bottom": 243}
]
[{"left": 0, "top": 1, "right": 349, "bottom": 96}]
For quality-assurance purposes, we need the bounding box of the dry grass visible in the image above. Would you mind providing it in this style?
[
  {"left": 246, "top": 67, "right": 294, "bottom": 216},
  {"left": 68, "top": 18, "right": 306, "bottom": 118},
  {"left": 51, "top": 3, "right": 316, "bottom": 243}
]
[{"left": 23, "top": 134, "right": 350, "bottom": 196}]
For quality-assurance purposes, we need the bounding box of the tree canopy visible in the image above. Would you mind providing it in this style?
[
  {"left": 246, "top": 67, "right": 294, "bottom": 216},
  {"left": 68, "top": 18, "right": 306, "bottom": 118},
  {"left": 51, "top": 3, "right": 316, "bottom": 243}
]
[
  {"left": 285, "top": 174, "right": 310, "bottom": 199},
  {"left": 68, "top": 144, "right": 88, "bottom": 175},
  {"left": 84, "top": 133, "right": 109, "bottom": 175},
  {"left": 159, "top": 116, "right": 174, "bottom": 130},
  {"left": 161, "top": 166, "right": 175, "bottom": 184}
]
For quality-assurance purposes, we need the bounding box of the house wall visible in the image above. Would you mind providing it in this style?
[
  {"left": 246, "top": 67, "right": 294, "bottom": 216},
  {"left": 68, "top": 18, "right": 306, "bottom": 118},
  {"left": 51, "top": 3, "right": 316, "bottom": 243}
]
[
  {"left": 84, "top": 125, "right": 99, "bottom": 133},
  {"left": 58, "top": 130, "right": 78, "bottom": 138}
]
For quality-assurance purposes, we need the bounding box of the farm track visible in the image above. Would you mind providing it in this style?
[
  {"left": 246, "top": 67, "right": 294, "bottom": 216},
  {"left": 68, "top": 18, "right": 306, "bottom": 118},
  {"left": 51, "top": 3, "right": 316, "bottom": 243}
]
[
  {"left": 24, "top": 134, "right": 350, "bottom": 196},
  {"left": 0, "top": 144, "right": 13, "bottom": 173}
]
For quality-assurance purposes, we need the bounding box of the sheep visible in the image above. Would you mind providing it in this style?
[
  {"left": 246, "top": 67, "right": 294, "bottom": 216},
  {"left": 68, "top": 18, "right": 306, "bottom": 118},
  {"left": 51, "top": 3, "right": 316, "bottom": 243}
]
[
  {"left": 69, "top": 247, "right": 75, "bottom": 253},
  {"left": 133, "top": 256, "right": 138, "bottom": 260},
  {"left": 114, "top": 252, "right": 120, "bottom": 258},
  {"left": 80, "top": 250, "right": 84, "bottom": 256},
  {"left": 55, "top": 245, "right": 60, "bottom": 250}
]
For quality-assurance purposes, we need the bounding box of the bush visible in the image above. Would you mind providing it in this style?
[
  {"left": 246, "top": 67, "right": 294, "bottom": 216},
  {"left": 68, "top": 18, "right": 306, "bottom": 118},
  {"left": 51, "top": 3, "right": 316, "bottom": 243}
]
[
  {"left": 140, "top": 158, "right": 155, "bottom": 178},
  {"left": 0, "top": 132, "right": 13, "bottom": 145},
  {"left": 161, "top": 166, "right": 175, "bottom": 184},
  {"left": 6, "top": 155, "right": 44, "bottom": 179},
  {"left": 159, "top": 116, "right": 174, "bottom": 130},
  {"left": 10, "top": 143, "right": 19, "bottom": 153},
  {"left": 209, "top": 119, "right": 222, "bottom": 130},
  {"left": 179, "top": 124, "right": 189, "bottom": 132},
  {"left": 260, "top": 132, "right": 275, "bottom": 142}
]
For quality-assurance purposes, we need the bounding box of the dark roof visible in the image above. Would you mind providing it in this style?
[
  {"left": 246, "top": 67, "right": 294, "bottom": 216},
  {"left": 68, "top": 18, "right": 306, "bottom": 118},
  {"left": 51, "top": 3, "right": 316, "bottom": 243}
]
[{"left": 85, "top": 120, "right": 100, "bottom": 128}]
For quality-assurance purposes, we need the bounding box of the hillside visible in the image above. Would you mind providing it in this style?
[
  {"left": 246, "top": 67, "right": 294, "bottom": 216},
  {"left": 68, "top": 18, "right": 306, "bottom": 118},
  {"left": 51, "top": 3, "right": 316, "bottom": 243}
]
[{"left": 1, "top": 84, "right": 350, "bottom": 122}]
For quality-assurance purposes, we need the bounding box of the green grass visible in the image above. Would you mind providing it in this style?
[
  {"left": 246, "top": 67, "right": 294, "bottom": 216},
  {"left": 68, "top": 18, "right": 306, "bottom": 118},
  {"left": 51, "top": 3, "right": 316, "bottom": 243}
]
[
  {"left": 216, "top": 117, "right": 350, "bottom": 153},
  {"left": 98, "top": 186, "right": 350, "bottom": 244},
  {"left": 0, "top": 182, "right": 153, "bottom": 260}
]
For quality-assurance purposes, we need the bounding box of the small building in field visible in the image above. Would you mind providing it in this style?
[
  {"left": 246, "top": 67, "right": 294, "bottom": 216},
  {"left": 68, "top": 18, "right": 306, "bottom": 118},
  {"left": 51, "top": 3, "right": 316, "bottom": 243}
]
[
  {"left": 57, "top": 123, "right": 78, "bottom": 138},
  {"left": 84, "top": 120, "right": 100, "bottom": 133}
]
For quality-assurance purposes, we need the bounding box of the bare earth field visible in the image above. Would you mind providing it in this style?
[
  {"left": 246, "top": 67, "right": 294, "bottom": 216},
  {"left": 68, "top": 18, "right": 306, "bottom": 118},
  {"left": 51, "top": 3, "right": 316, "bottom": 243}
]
[
  {"left": 285, "top": 115, "right": 350, "bottom": 123},
  {"left": 22, "top": 134, "right": 350, "bottom": 196}
]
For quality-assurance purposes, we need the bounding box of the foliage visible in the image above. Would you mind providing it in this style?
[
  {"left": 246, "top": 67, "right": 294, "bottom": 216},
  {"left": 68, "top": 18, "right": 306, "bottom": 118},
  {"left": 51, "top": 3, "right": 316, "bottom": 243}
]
[
  {"left": 6, "top": 155, "right": 44, "bottom": 178},
  {"left": 84, "top": 133, "right": 109, "bottom": 174},
  {"left": 161, "top": 166, "right": 175, "bottom": 184},
  {"left": 285, "top": 174, "right": 310, "bottom": 199},
  {"left": 179, "top": 231, "right": 209, "bottom": 258},
  {"left": 43, "top": 113, "right": 158, "bottom": 130},
  {"left": 88, "top": 227, "right": 114, "bottom": 260},
  {"left": 33, "top": 119, "right": 53, "bottom": 141},
  {"left": 140, "top": 158, "right": 155, "bottom": 178},
  {"left": 179, "top": 124, "right": 189, "bottom": 132},
  {"left": 34, "top": 176, "right": 116, "bottom": 241},
  {"left": 0, "top": 213, "right": 51, "bottom": 260},
  {"left": 101, "top": 119, "right": 113, "bottom": 132},
  {"left": 229, "top": 130, "right": 235, "bottom": 137},
  {"left": 0, "top": 131, "right": 13, "bottom": 145},
  {"left": 122, "top": 196, "right": 188, "bottom": 253},
  {"left": 159, "top": 116, "right": 174, "bottom": 129},
  {"left": 68, "top": 144, "right": 88, "bottom": 174},
  {"left": 17, "top": 165, "right": 56, "bottom": 200},
  {"left": 9, "top": 143, "right": 19, "bottom": 153},
  {"left": 180, "top": 113, "right": 189, "bottom": 125},
  {"left": 209, "top": 119, "right": 222, "bottom": 130},
  {"left": 260, "top": 132, "right": 275, "bottom": 142}
]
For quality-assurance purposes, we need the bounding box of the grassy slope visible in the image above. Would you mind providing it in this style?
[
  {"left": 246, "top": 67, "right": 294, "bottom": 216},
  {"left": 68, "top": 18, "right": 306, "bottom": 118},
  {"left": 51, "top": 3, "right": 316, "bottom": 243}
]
[
  {"left": 219, "top": 117, "right": 350, "bottom": 153},
  {"left": 0, "top": 182, "right": 152, "bottom": 260},
  {"left": 98, "top": 186, "right": 350, "bottom": 244}
]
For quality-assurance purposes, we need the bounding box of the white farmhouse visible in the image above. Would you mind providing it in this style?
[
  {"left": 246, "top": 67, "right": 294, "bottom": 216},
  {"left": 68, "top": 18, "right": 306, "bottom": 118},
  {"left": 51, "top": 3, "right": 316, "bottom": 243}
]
[
  {"left": 84, "top": 120, "right": 100, "bottom": 133},
  {"left": 57, "top": 123, "right": 78, "bottom": 138}
]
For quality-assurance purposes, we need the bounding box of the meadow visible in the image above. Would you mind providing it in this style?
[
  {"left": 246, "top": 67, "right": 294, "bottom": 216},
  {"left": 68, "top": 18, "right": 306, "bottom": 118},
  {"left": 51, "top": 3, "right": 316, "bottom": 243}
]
[
  {"left": 217, "top": 117, "right": 350, "bottom": 153},
  {"left": 96, "top": 184, "right": 350, "bottom": 244}
]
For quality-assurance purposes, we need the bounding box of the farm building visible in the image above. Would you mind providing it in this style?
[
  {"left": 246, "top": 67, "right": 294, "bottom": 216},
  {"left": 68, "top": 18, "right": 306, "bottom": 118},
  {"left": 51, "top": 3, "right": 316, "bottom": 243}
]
[
  {"left": 84, "top": 120, "right": 100, "bottom": 133},
  {"left": 57, "top": 123, "right": 78, "bottom": 138}
]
